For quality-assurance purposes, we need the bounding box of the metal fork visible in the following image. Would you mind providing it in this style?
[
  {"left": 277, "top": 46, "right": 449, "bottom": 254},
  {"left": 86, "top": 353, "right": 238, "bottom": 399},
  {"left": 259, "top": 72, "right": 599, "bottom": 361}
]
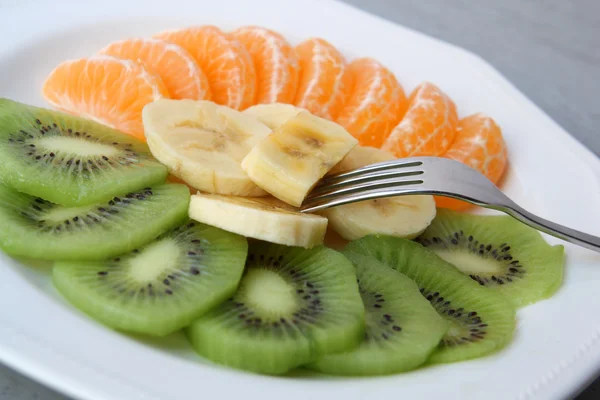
[{"left": 300, "top": 156, "right": 600, "bottom": 253}]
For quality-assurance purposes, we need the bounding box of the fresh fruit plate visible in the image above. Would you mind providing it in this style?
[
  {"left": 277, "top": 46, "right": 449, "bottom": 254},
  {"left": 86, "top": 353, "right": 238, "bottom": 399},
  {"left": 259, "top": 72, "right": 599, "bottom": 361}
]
[{"left": 1, "top": 0, "right": 600, "bottom": 399}]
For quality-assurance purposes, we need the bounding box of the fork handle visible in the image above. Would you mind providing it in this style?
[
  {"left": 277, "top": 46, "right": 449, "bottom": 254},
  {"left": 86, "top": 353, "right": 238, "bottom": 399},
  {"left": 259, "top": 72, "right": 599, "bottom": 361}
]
[{"left": 504, "top": 205, "right": 600, "bottom": 253}]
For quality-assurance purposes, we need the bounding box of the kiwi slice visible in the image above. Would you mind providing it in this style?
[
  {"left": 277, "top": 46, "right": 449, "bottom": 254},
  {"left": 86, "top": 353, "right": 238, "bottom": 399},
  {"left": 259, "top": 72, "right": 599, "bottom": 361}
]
[
  {"left": 346, "top": 236, "right": 516, "bottom": 364},
  {"left": 416, "top": 209, "right": 565, "bottom": 307},
  {"left": 186, "top": 242, "right": 365, "bottom": 375},
  {"left": 0, "top": 182, "right": 189, "bottom": 260},
  {"left": 53, "top": 221, "right": 247, "bottom": 336},
  {"left": 0, "top": 98, "right": 167, "bottom": 206},
  {"left": 308, "top": 252, "right": 448, "bottom": 375}
]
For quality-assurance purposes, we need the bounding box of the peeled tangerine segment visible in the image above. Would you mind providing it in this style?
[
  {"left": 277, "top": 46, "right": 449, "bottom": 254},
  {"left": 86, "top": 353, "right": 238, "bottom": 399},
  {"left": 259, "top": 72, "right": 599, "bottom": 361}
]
[
  {"left": 241, "top": 111, "right": 358, "bottom": 207},
  {"left": 42, "top": 55, "right": 168, "bottom": 140},
  {"left": 0, "top": 183, "right": 190, "bottom": 261},
  {"left": 53, "top": 220, "right": 248, "bottom": 336},
  {"left": 0, "top": 99, "right": 168, "bottom": 206},
  {"left": 142, "top": 99, "right": 271, "bottom": 196},
  {"left": 188, "top": 193, "right": 327, "bottom": 249},
  {"left": 417, "top": 209, "right": 565, "bottom": 308},
  {"left": 324, "top": 146, "right": 436, "bottom": 240},
  {"left": 346, "top": 236, "right": 516, "bottom": 364},
  {"left": 309, "top": 252, "right": 448, "bottom": 375},
  {"left": 186, "top": 241, "right": 364, "bottom": 374}
]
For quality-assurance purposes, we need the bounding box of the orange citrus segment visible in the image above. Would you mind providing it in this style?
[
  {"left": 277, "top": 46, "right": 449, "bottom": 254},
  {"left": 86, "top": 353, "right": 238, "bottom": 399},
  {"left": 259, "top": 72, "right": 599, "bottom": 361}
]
[
  {"left": 230, "top": 26, "right": 300, "bottom": 105},
  {"left": 436, "top": 113, "right": 508, "bottom": 210},
  {"left": 100, "top": 38, "right": 211, "bottom": 101},
  {"left": 155, "top": 26, "right": 256, "bottom": 110},
  {"left": 382, "top": 82, "right": 458, "bottom": 157},
  {"left": 335, "top": 57, "right": 408, "bottom": 147},
  {"left": 42, "top": 55, "right": 168, "bottom": 140},
  {"left": 293, "top": 38, "right": 348, "bottom": 120}
]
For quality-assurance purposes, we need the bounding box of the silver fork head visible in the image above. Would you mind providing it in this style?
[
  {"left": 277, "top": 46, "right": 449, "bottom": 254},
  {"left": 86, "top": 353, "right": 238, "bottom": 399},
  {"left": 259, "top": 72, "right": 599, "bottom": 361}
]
[
  {"left": 300, "top": 157, "right": 511, "bottom": 213},
  {"left": 301, "top": 156, "right": 600, "bottom": 255}
]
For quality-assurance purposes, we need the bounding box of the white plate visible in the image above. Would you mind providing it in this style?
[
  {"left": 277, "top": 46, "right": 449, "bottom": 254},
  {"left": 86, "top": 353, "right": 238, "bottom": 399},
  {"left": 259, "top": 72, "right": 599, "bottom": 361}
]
[{"left": 1, "top": 0, "right": 599, "bottom": 399}]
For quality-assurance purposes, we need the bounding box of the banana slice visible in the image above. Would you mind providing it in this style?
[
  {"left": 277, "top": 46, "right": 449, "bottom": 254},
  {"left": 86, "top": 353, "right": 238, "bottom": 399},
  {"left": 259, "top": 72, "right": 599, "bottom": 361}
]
[
  {"left": 241, "top": 111, "right": 358, "bottom": 207},
  {"left": 142, "top": 99, "right": 271, "bottom": 196},
  {"left": 323, "top": 146, "right": 437, "bottom": 240},
  {"left": 189, "top": 193, "right": 328, "bottom": 248},
  {"left": 243, "top": 103, "right": 305, "bottom": 130}
]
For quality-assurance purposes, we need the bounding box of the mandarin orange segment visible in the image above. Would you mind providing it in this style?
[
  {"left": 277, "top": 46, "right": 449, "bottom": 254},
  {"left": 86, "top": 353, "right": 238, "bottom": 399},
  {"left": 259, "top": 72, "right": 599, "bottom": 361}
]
[
  {"left": 155, "top": 26, "right": 256, "bottom": 110},
  {"left": 293, "top": 38, "right": 349, "bottom": 120},
  {"left": 335, "top": 57, "right": 408, "bottom": 147},
  {"left": 436, "top": 113, "right": 508, "bottom": 211},
  {"left": 42, "top": 55, "right": 168, "bottom": 140},
  {"left": 230, "top": 26, "right": 300, "bottom": 105},
  {"left": 100, "top": 38, "right": 211, "bottom": 101},
  {"left": 382, "top": 82, "right": 458, "bottom": 157}
]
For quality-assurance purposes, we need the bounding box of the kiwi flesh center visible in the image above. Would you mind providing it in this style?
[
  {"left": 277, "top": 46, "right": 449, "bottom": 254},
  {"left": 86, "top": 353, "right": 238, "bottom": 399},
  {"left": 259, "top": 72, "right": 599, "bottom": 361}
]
[
  {"left": 419, "top": 232, "right": 525, "bottom": 286},
  {"left": 239, "top": 269, "right": 297, "bottom": 317},
  {"left": 129, "top": 239, "right": 181, "bottom": 282},
  {"left": 435, "top": 250, "right": 502, "bottom": 275},
  {"left": 43, "top": 205, "right": 95, "bottom": 223},
  {"left": 36, "top": 136, "right": 120, "bottom": 157}
]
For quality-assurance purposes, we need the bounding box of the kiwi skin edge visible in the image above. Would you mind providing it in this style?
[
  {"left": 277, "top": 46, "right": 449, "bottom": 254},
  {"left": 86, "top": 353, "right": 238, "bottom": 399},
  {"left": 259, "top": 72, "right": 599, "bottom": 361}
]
[
  {"left": 417, "top": 209, "right": 565, "bottom": 308},
  {"left": 185, "top": 242, "right": 366, "bottom": 375},
  {"left": 345, "top": 235, "right": 517, "bottom": 365},
  {"left": 0, "top": 98, "right": 168, "bottom": 206}
]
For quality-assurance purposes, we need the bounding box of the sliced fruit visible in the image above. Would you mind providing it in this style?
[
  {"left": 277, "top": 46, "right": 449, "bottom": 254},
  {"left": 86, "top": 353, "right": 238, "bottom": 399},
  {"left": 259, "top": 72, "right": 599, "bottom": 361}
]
[
  {"left": 231, "top": 26, "right": 300, "bottom": 105},
  {"left": 100, "top": 38, "right": 211, "bottom": 100},
  {"left": 417, "top": 209, "right": 565, "bottom": 308},
  {"left": 382, "top": 82, "right": 458, "bottom": 157},
  {"left": 243, "top": 103, "right": 305, "bottom": 130},
  {"left": 436, "top": 113, "right": 508, "bottom": 211},
  {"left": 186, "top": 241, "right": 364, "bottom": 374},
  {"left": 0, "top": 183, "right": 189, "bottom": 261},
  {"left": 324, "top": 146, "right": 436, "bottom": 240},
  {"left": 0, "top": 99, "right": 168, "bottom": 206},
  {"left": 346, "top": 236, "right": 516, "bottom": 364},
  {"left": 241, "top": 111, "right": 358, "bottom": 207},
  {"left": 53, "top": 220, "right": 247, "bottom": 336},
  {"left": 166, "top": 174, "right": 197, "bottom": 194},
  {"left": 188, "top": 193, "right": 327, "bottom": 249},
  {"left": 142, "top": 99, "right": 271, "bottom": 196},
  {"left": 155, "top": 25, "right": 256, "bottom": 110},
  {"left": 293, "top": 38, "right": 349, "bottom": 120},
  {"left": 308, "top": 252, "right": 448, "bottom": 375},
  {"left": 42, "top": 55, "right": 168, "bottom": 140},
  {"left": 335, "top": 57, "right": 408, "bottom": 147}
]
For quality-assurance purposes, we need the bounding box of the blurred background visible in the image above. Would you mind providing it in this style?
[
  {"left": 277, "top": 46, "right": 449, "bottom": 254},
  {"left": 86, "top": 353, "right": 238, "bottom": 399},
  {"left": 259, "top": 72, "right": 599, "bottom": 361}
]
[{"left": 1, "top": 0, "right": 599, "bottom": 399}]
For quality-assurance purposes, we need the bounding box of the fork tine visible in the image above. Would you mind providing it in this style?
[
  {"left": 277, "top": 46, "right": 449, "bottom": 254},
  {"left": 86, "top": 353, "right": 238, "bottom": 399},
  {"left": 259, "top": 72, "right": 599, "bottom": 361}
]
[
  {"left": 310, "top": 168, "right": 424, "bottom": 195},
  {"left": 301, "top": 185, "right": 431, "bottom": 213},
  {"left": 303, "top": 177, "right": 425, "bottom": 207},
  {"left": 320, "top": 159, "right": 424, "bottom": 184}
]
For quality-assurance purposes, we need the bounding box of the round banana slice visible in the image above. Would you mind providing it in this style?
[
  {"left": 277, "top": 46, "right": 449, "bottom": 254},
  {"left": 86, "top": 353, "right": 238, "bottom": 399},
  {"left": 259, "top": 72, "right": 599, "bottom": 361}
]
[
  {"left": 241, "top": 111, "right": 358, "bottom": 207},
  {"left": 189, "top": 193, "right": 328, "bottom": 249},
  {"left": 323, "top": 146, "right": 437, "bottom": 240},
  {"left": 142, "top": 99, "right": 271, "bottom": 196},
  {"left": 243, "top": 103, "right": 306, "bottom": 130}
]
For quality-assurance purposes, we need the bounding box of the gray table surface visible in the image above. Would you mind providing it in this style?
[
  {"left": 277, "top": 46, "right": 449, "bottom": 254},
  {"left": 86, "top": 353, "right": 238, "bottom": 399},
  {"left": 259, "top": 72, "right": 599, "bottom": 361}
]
[{"left": 1, "top": 0, "right": 599, "bottom": 399}]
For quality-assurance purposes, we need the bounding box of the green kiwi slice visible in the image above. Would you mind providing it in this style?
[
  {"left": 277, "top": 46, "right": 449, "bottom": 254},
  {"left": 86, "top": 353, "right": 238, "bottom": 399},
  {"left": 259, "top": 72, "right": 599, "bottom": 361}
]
[
  {"left": 53, "top": 221, "right": 247, "bottom": 336},
  {"left": 345, "top": 236, "right": 516, "bottom": 364},
  {"left": 0, "top": 182, "right": 189, "bottom": 260},
  {"left": 308, "top": 252, "right": 448, "bottom": 375},
  {"left": 416, "top": 209, "right": 565, "bottom": 307},
  {"left": 186, "top": 242, "right": 365, "bottom": 375},
  {"left": 0, "top": 98, "right": 167, "bottom": 206}
]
